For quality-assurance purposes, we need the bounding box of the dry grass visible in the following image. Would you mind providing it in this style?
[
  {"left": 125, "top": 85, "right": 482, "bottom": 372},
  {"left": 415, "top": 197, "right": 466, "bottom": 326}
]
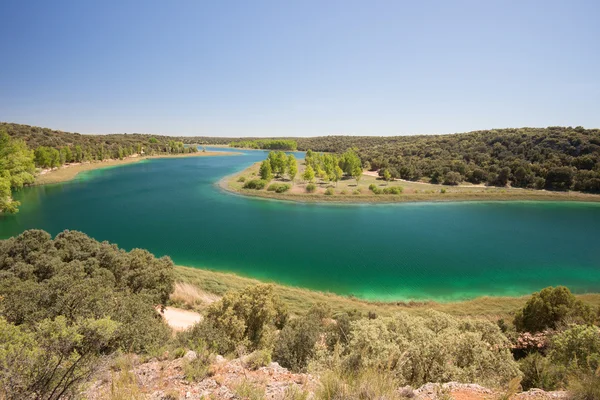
[
  {"left": 174, "top": 266, "right": 600, "bottom": 321},
  {"left": 170, "top": 282, "right": 220, "bottom": 311},
  {"left": 221, "top": 161, "right": 600, "bottom": 204},
  {"left": 34, "top": 151, "right": 239, "bottom": 186}
]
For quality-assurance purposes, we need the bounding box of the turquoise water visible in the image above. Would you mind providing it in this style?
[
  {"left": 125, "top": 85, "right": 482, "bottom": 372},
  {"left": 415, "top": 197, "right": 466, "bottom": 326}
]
[{"left": 1, "top": 148, "right": 599, "bottom": 301}]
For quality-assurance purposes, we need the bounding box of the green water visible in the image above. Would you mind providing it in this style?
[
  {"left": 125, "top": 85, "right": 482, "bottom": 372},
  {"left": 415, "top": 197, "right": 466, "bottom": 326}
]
[{"left": 1, "top": 148, "right": 599, "bottom": 301}]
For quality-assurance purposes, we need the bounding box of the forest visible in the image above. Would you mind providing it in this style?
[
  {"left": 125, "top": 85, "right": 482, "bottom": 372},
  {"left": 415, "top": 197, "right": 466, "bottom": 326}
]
[
  {"left": 1, "top": 230, "right": 599, "bottom": 399},
  {"left": 229, "top": 139, "right": 298, "bottom": 150},
  {"left": 293, "top": 127, "right": 600, "bottom": 192}
]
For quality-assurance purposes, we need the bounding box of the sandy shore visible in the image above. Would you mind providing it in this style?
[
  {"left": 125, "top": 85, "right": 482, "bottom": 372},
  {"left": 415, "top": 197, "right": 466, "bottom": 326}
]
[{"left": 34, "top": 150, "right": 239, "bottom": 186}]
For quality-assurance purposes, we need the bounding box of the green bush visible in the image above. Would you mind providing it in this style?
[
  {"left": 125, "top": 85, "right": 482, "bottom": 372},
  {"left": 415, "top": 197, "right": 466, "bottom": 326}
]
[
  {"left": 514, "top": 286, "right": 595, "bottom": 332},
  {"left": 321, "top": 310, "right": 520, "bottom": 387},
  {"left": 550, "top": 324, "right": 600, "bottom": 371},
  {"left": 567, "top": 371, "right": 600, "bottom": 400},
  {"left": 0, "top": 230, "right": 173, "bottom": 354},
  {"left": 243, "top": 179, "right": 268, "bottom": 190},
  {"left": 368, "top": 184, "right": 381, "bottom": 194},
  {"left": 306, "top": 183, "right": 316, "bottom": 193},
  {"left": 324, "top": 187, "right": 335, "bottom": 196},
  {"left": 245, "top": 349, "right": 272, "bottom": 370},
  {"left": 201, "top": 284, "right": 288, "bottom": 354},
  {"left": 267, "top": 183, "right": 291, "bottom": 193},
  {"left": 519, "top": 352, "right": 562, "bottom": 390},
  {"left": 382, "top": 186, "right": 403, "bottom": 194},
  {"left": 0, "top": 316, "right": 120, "bottom": 399},
  {"left": 237, "top": 176, "right": 246, "bottom": 182},
  {"left": 274, "top": 311, "right": 324, "bottom": 372}
]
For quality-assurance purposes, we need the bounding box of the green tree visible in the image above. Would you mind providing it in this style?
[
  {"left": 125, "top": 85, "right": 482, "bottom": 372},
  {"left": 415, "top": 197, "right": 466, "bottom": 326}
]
[
  {"left": 287, "top": 154, "right": 298, "bottom": 182},
  {"left": 514, "top": 286, "right": 595, "bottom": 332},
  {"left": 352, "top": 165, "right": 362, "bottom": 185},
  {"left": 383, "top": 169, "right": 392, "bottom": 184},
  {"left": 333, "top": 165, "right": 343, "bottom": 186},
  {"left": 259, "top": 160, "right": 273, "bottom": 181},
  {"left": 0, "top": 131, "right": 36, "bottom": 213},
  {"left": 303, "top": 165, "right": 315, "bottom": 183}
]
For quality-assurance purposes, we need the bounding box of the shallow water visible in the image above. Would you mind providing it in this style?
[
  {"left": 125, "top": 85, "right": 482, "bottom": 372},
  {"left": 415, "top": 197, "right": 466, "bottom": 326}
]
[{"left": 1, "top": 148, "right": 599, "bottom": 301}]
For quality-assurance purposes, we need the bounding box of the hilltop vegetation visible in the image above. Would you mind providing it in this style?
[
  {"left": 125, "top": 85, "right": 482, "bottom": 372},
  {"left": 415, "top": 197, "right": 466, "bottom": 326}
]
[
  {"left": 229, "top": 139, "right": 297, "bottom": 150},
  {"left": 1, "top": 230, "right": 599, "bottom": 399},
  {"left": 292, "top": 127, "right": 600, "bottom": 193},
  {"left": 0, "top": 131, "right": 36, "bottom": 213}
]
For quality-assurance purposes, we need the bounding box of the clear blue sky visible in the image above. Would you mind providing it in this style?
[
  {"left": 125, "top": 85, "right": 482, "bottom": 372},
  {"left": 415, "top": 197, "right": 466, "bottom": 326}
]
[{"left": 1, "top": 0, "right": 598, "bottom": 137}]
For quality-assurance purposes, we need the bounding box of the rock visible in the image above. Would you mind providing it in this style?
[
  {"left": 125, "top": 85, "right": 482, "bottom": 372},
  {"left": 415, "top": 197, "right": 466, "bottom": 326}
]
[
  {"left": 215, "top": 355, "right": 225, "bottom": 363},
  {"left": 183, "top": 350, "right": 197, "bottom": 361}
]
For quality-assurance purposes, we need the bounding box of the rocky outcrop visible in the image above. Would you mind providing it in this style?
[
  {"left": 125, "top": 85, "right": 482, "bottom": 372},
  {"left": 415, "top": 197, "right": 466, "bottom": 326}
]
[{"left": 85, "top": 355, "right": 569, "bottom": 400}]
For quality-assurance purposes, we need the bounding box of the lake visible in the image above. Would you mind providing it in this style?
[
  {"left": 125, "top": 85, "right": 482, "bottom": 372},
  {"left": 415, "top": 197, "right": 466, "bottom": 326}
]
[{"left": 1, "top": 148, "right": 599, "bottom": 301}]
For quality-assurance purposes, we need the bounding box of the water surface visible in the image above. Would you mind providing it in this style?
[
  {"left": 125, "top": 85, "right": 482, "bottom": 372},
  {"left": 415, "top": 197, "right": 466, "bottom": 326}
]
[{"left": 1, "top": 148, "right": 599, "bottom": 301}]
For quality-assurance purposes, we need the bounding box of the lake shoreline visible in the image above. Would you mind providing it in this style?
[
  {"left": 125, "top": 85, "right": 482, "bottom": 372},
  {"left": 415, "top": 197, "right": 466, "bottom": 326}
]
[
  {"left": 219, "top": 161, "right": 600, "bottom": 204},
  {"left": 174, "top": 265, "right": 600, "bottom": 317},
  {"left": 33, "top": 150, "right": 240, "bottom": 186}
]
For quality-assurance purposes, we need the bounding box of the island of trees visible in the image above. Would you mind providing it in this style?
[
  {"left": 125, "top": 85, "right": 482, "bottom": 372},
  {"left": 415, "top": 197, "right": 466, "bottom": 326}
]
[{"left": 1, "top": 229, "right": 599, "bottom": 398}]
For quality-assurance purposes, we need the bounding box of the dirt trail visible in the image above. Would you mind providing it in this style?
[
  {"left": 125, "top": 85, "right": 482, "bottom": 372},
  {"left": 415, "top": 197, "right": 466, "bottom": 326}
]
[{"left": 160, "top": 307, "right": 202, "bottom": 331}]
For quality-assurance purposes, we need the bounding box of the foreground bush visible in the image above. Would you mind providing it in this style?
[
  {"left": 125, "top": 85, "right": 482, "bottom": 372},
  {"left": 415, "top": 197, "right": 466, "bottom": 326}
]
[
  {"left": 267, "top": 183, "right": 291, "bottom": 193},
  {"left": 0, "top": 230, "right": 173, "bottom": 353},
  {"left": 181, "top": 284, "right": 287, "bottom": 355},
  {"left": 243, "top": 179, "right": 268, "bottom": 190},
  {"left": 0, "top": 316, "right": 119, "bottom": 399},
  {"left": 514, "top": 286, "right": 595, "bottom": 333},
  {"left": 306, "top": 183, "right": 316, "bottom": 193},
  {"left": 311, "top": 310, "right": 520, "bottom": 388}
]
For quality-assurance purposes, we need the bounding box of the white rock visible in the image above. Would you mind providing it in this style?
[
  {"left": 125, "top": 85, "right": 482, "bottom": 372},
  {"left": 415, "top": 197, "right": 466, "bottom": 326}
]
[{"left": 183, "top": 350, "right": 197, "bottom": 361}]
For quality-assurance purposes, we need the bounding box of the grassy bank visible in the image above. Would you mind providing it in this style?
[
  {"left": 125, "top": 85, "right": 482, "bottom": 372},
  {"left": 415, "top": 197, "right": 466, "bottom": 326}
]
[
  {"left": 222, "top": 161, "right": 600, "bottom": 204},
  {"left": 34, "top": 151, "right": 239, "bottom": 185},
  {"left": 174, "top": 265, "right": 600, "bottom": 320}
]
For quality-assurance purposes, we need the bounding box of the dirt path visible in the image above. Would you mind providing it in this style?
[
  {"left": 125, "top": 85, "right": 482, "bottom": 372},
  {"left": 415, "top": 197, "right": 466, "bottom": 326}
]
[{"left": 160, "top": 307, "right": 202, "bottom": 331}]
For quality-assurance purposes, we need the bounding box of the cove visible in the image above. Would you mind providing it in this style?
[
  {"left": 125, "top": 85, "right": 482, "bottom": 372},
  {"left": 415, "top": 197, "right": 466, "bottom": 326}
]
[{"left": 1, "top": 148, "right": 599, "bottom": 301}]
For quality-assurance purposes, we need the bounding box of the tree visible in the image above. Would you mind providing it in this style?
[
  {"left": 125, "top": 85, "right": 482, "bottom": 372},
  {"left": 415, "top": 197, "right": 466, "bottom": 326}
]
[
  {"left": 0, "top": 131, "right": 36, "bottom": 213},
  {"left": 545, "top": 167, "right": 574, "bottom": 191},
  {"left": 287, "top": 154, "right": 297, "bottom": 182},
  {"left": 259, "top": 160, "right": 273, "bottom": 181},
  {"left": 383, "top": 169, "right": 392, "bottom": 185},
  {"left": 303, "top": 165, "right": 315, "bottom": 183},
  {"left": 267, "top": 151, "right": 287, "bottom": 177},
  {"left": 513, "top": 286, "right": 595, "bottom": 332},
  {"left": 443, "top": 171, "right": 462, "bottom": 186},
  {"left": 352, "top": 165, "right": 362, "bottom": 185},
  {"left": 333, "top": 165, "right": 343, "bottom": 186}
]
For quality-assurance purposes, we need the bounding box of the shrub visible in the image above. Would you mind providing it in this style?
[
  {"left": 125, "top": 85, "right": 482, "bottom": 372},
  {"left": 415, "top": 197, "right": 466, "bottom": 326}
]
[
  {"left": 368, "top": 184, "right": 381, "bottom": 194},
  {"left": 245, "top": 349, "right": 272, "bottom": 370},
  {"left": 243, "top": 179, "right": 268, "bottom": 190},
  {"left": 202, "top": 284, "right": 287, "bottom": 353},
  {"left": 340, "top": 190, "right": 347, "bottom": 195},
  {"left": 235, "top": 379, "right": 266, "bottom": 400},
  {"left": 183, "top": 345, "right": 214, "bottom": 382},
  {"left": 324, "top": 188, "right": 335, "bottom": 196},
  {"left": 519, "top": 352, "right": 562, "bottom": 390},
  {"left": 267, "top": 183, "right": 291, "bottom": 193},
  {"left": 237, "top": 176, "right": 246, "bottom": 182},
  {"left": 549, "top": 325, "right": 600, "bottom": 370},
  {"left": 514, "top": 286, "right": 595, "bottom": 332},
  {"left": 382, "top": 186, "right": 403, "bottom": 194},
  {"left": 306, "top": 183, "right": 316, "bottom": 193},
  {"left": 334, "top": 311, "right": 520, "bottom": 387},
  {"left": 567, "top": 371, "right": 600, "bottom": 400},
  {"left": 353, "top": 189, "right": 361, "bottom": 195},
  {"left": 283, "top": 385, "right": 310, "bottom": 400},
  {"left": 440, "top": 188, "right": 446, "bottom": 194},
  {"left": 443, "top": 171, "right": 463, "bottom": 185}
]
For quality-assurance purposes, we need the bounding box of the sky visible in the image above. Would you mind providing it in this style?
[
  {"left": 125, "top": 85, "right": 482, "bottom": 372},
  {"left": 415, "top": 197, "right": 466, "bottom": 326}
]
[{"left": 0, "top": 0, "right": 599, "bottom": 137}]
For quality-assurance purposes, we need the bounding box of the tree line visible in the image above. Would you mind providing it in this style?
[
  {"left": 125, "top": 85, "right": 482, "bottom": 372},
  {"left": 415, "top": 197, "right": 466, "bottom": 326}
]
[
  {"left": 229, "top": 139, "right": 297, "bottom": 150},
  {"left": 1, "top": 123, "right": 197, "bottom": 170},
  {"left": 293, "top": 127, "right": 600, "bottom": 192}
]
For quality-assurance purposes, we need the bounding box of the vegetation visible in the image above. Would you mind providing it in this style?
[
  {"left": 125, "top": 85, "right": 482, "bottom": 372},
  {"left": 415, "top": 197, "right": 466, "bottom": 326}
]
[
  {"left": 0, "top": 229, "right": 174, "bottom": 398},
  {"left": 229, "top": 139, "right": 297, "bottom": 150},
  {"left": 1, "top": 230, "right": 600, "bottom": 398},
  {"left": 0, "top": 130, "right": 36, "bottom": 213},
  {"left": 292, "top": 127, "right": 600, "bottom": 193},
  {"left": 2, "top": 123, "right": 198, "bottom": 171}
]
